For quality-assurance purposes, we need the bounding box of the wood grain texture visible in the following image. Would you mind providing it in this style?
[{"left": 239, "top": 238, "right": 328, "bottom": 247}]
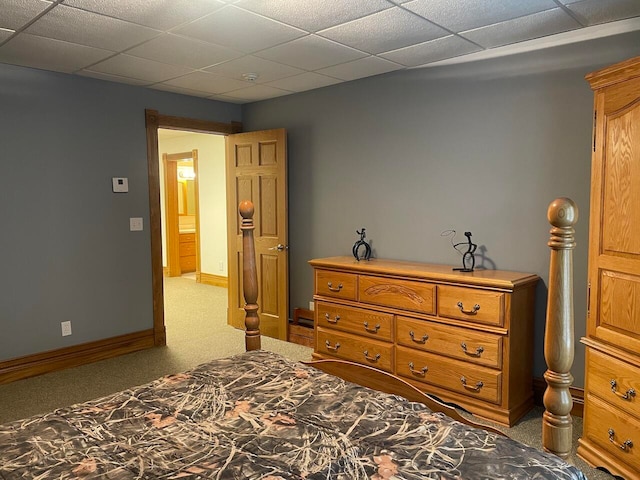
[{"left": 239, "top": 201, "right": 260, "bottom": 352}]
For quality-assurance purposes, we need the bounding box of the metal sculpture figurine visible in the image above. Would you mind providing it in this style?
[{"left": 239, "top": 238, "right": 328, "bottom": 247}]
[
  {"left": 453, "top": 231, "right": 477, "bottom": 272},
  {"left": 352, "top": 228, "right": 372, "bottom": 261}
]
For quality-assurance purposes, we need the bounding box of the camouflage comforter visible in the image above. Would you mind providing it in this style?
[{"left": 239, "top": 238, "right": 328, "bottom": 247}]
[{"left": 0, "top": 350, "right": 586, "bottom": 479}]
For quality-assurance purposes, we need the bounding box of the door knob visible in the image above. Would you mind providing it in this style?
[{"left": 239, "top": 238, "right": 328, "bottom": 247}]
[{"left": 269, "top": 243, "right": 288, "bottom": 251}]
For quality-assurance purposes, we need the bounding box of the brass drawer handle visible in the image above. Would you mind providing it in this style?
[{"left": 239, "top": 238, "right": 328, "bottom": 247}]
[
  {"left": 327, "top": 282, "right": 343, "bottom": 292},
  {"left": 457, "top": 301, "right": 480, "bottom": 315},
  {"left": 363, "top": 350, "right": 381, "bottom": 362},
  {"left": 409, "top": 331, "right": 429, "bottom": 343},
  {"left": 325, "top": 340, "right": 340, "bottom": 351},
  {"left": 409, "top": 362, "right": 428, "bottom": 376},
  {"left": 461, "top": 342, "right": 484, "bottom": 357},
  {"left": 608, "top": 428, "right": 634, "bottom": 452},
  {"left": 610, "top": 379, "right": 636, "bottom": 400},
  {"left": 324, "top": 313, "right": 340, "bottom": 324},
  {"left": 363, "top": 321, "right": 380, "bottom": 333},
  {"left": 461, "top": 376, "right": 484, "bottom": 392}
]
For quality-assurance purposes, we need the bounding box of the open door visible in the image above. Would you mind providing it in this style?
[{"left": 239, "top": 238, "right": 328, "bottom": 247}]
[{"left": 226, "top": 129, "right": 288, "bottom": 341}]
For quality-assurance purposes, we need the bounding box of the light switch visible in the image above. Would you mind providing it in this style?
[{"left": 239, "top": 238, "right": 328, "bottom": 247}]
[
  {"left": 130, "top": 217, "right": 143, "bottom": 231},
  {"left": 112, "top": 177, "right": 129, "bottom": 193}
]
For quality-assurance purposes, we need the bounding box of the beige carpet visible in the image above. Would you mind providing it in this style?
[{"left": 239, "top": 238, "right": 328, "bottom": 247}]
[{"left": 0, "top": 276, "right": 618, "bottom": 479}]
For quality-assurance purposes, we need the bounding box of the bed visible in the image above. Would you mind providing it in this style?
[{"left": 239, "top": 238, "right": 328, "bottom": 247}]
[{"left": 0, "top": 200, "right": 585, "bottom": 479}]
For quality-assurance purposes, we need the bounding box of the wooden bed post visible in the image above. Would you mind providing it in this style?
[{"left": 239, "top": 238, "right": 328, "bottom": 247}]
[
  {"left": 542, "top": 197, "right": 578, "bottom": 459},
  {"left": 239, "top": 201, "right": 261, "bottom": 351}
]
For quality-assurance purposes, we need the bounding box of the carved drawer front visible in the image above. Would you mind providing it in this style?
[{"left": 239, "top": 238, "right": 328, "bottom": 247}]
[
  {"left": 437, "top": 285, "right": 505, "bottom": 327},
  {"left": 315, "top": 270, "right": 357, "bottom": 301},
  {"left": 584, "top": 394, "right": 640, "bottom": 472},
  {"left": 396, "top": 346, "right": 501, "bottom": 404},
  {"left": 396, "top": 316, "right": 502, "bottom": 369},
  {"left": 359, "top": 275, "right": 435, "bottom": 315},
  {"left": 316, "top": 301, "right": 393, "bottom": 341},
  {"left": 316, "top": 328, "right": 393, "bottom": 372},
  {"left": 586, "top": 349, "right": 639, "bottom": 418}
]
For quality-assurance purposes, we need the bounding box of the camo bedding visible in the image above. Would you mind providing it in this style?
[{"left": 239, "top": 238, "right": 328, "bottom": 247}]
[{"left": 0, "top": 350, "right": 586, "bottom": 479}]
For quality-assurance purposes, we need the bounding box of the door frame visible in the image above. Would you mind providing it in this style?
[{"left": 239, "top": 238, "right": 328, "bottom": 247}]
[{"left": 145, "top": 109, "right": 242, "bottom": 346}]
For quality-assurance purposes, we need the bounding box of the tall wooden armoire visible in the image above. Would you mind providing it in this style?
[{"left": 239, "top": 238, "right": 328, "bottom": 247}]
[{"left": 577, "top": 56, "right": 640, "bottom": 478}]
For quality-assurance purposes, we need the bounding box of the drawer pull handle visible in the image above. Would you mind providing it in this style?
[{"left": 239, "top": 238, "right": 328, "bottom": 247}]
[
  {"left": 325, "top": 340, "right": 340, "bottom": 351},
  {"left": 363, "top": 321, "right": 380, "bottom": 333},
  {"left": 327, "top": 282, "right": 343, "bottom": 292},
  {"left": 461, "top": 376, "right": 484, "bottom": 392},
  {"left": 608, "top": 429, "right": 634, "bottom": 452},
  {"left": 457, "top": 302, "right": 480, "bottom": 315},
  {"left": 409, "top": 362, "right": 428, "bottom": 376},
  {"left": 610, "top": 380, "right": 636, "bottom": 400},
  {"left": 324, "top": 313, "right": 340, "bottom": 324},
  {"left": 363, "top": 350, "right": 381, "bottom": 362},
  {"left": 461, "top": 342, "right": 484, "bottom": 357},
  {"left": 409, "top": 331, "right": 429, "bottom": 343}
]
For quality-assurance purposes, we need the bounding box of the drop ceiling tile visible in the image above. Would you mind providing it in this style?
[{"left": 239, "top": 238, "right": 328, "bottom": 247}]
[
  {"left": 0, "top": 0, "right": 51, "bottom": 30},
  {"left": 563, "top": 0, "right": 640, "bottom": 26},
  {"left": 78, "top": 70, "right": 151, "bottom": 86},
  {"left": 224, "top": 84, "right": 292, "bottom": 102},
  {"left": 381, "top": 35, "right": 482, "bottom": 67},
  {"left": 403, "top": 0, "right": 558, "bottom": 33},
  {"left": 461, "top": 8, "right": 581, "bottom": 48},
  {"left": 88, "top": 54, "right": 193, "bottom": 83},
  {"left": 0, "top": 29, "right": 15, "bottom": 43},
  {"left": 173, "top": 5, "right": 306, "bottom": 54},
  {"left": 316, "top": 56, "right": 403, "bottom": 81},
  {"left": 318, "top": 7, "right": 448, "bottom": 54},
  {"left": 62, "top": 0, "right": 225, "bottom": 30},
  {"left": 151, "top": 83, "right": 214, "bottom": 98},
  {"left": 163, "top": 71, "right": 249, "bottom": 94},
  {"left": 25, "top": 4, "right": 161, "bottom": 52},
  {"left": 204, "top": 55, "right": 303, "bottom": 83},
  {"left": 207, "top": 93, "right": 246, "bottom": 104},
  {"left": 234, "top": 0, "right": 391, "bottom": 32},
  {"left": 265, "top": 72, "right": 341, "bottom": 92},
  {"left": 255, "top": 35, "right": 367, "bottom": 70},
  {"left": 0, "top": 33, "right": 113, "bottom": 73},
  {"left": 127, "top": 34, "right": 242, "bottom": 69}
]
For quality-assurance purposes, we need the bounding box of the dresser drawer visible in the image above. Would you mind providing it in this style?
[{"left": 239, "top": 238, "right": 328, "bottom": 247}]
[
  {"left": 396, "top": 316, "right": 502, "bottom": 368},
  {"left": 179, "top": 233, "right": 196, "bottom": 243},
  {"left": 179, "top": 241, "right": 196, "bottom": 257},
  {"left": 437, "top": 285, "right": 505, "bottom": 327},
  {"left": 396, "top": 346, "right": 501, "bottom": 404},
  {"left": 316, "top": 301, "right": 393, "bottom": 341},
  {"left": 316, "top": 328, "right": 393, "bottom": 372},
  {"left": 586, "top": 349, "right": 640, "bottom": 418},
  {"left": 584, "top": 394, "right": 640, "bottom": 472},
  {"left": 315, "top": 270, "right": 357, "bottom": 301},
  {"left": 359, "top": 275, "right": 435, "bottom": 315}
]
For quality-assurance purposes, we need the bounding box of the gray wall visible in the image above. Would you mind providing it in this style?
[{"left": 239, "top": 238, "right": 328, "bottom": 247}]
[
  {"left": 243, "top": 31, "right": 640, "bottom": 387},
  {"left": 0, "top": 63, "right": 240, "bottom": 361}
]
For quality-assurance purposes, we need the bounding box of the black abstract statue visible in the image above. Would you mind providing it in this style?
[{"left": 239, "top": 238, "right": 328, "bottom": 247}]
[
  {"left": 452, "top": 231, "right": 477, "bottom": 272},
  {"left": 352, "top": 228, "right": 372, "bottom": 261}
]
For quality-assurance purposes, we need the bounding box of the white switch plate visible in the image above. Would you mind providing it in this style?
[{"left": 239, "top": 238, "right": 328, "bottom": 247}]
[
  {"left": 61, "top": 321, "right": 72, "bottom": 336},
  {"left": 112, "top": 177, "right": 129, "bottom": 193},
  {"left": 130, "top": 217, "right": 143, "bottom": 231},
  {"left": 309, "top": 301, "right": 314, "bottom": 311}
]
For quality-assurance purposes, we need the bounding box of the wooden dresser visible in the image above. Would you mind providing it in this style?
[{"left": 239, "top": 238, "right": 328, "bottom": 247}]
[
  {"left": 179, "top": 232, "right": 196, "bottom": 273},
  {"left": 310, "top": 256, "right": 539, "bottom": 426},
  {"left": 577, "top": 56, "right": 640, "bottom": 479}
]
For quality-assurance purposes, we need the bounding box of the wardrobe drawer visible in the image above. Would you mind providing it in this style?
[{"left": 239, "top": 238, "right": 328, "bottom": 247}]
[
  {"left": 316, "top": 302, "right": 393, "bottom": 341},
  {"left": 316, "top": 328, "right": 393, "bottom": 372},
  {"left": 396, "top": 316, "right": 502, "bottom": 368},
  {"left": 315, "top": 270, "right": 357, "bottom": 301},
  {"left": 584, "top": 394, "right": 640, "bottom": 472},
  {"left": 437, "top": 285, "right": 505, "bottom": 327},
  {"left": 359, "top": 275, "right": 435, "bottom": 315},
  {"left": 396, "top": 346, "right": 501, "bottom": 404},
  {"left": 586, "top": 349, "right": 640, "bottom": 418}
]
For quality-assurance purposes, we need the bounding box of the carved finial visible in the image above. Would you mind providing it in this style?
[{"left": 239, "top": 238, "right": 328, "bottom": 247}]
[{"left": 547, "top": 197, "right": 578, "bottom": 228}]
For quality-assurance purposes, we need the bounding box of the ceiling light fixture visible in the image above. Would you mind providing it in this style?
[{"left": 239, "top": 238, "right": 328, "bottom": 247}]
[{"left": 242, "top": 72, "right": 259, "bottom": 82}]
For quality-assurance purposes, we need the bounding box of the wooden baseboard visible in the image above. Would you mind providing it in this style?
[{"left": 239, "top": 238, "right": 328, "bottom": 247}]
[
  {"left": 0, "top": 329, "right": 156, "bottom": 385},
  {"left": 533, "top": 377, "right": 584, "bottom": 417},
  {"left": 200, "top": 272, "right": 228, "bottom": 288}
]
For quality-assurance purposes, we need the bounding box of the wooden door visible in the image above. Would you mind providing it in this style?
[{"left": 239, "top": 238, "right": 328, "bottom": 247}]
[{"left": 226, "top": 129, "right": 288, "bottom": 340}]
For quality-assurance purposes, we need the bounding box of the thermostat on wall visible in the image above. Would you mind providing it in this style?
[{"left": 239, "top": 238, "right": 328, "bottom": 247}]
[{"left": 112, "top": 177, "right": 129, "bottom": 193}]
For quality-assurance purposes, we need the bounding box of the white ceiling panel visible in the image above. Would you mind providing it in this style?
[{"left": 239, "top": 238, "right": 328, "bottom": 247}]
[
  {"left": 0, "top": 0, "right": 52, "bottom": 31},
  {"left": 78, "top": 70, "right": 151, "bottom": 86},
  {"left": 127, "top": 34, "right": 242, "bottom": 69},
  {"left": 255, "top": 35, "right": 367, "bottom": 71},
  {"left": 318, "top": 7, "right": 449, "bottom": 54},
  {"left": 563, "top": 0, "right": 640, "bottom": 26},
  {"left": 234, "top": 0, "right": 391, "bottom": 32},
  {"left": 265, "top": 72, "right": 342, "bottom": 92},
  {"left": 316, "top": 56, "right": 403, "bottom": 81},
  {"left": 224, "top": 84, "right": 292, "bottom": 102},
  {"left": 204, "top": 55, "right": 304, "bottom": 83},
  {"left": 162, "top": 71, "right": 249, "bottom": 94},
  {"left": 88, "top": 54, "right": 193, "bottom": 83},
  {"left": 0, "top": 29, "right": 14, "bottom": 43},
  {"left": 25, "top": 4, "right": 161, "bottom": 52},
  {"left": 151, "top": 83, "right": 214, "bottom": 98},
  {"left": 0, "top": 33, "right": 112, "bottom": 73},
  {"left": 381, "top": 35, "right": 482, "bottom": 67}
]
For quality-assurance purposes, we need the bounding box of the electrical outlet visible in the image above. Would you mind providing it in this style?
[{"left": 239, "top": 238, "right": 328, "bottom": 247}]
[
  {"left": 129, "top": 217, "right": 143, "bottom": 231},
  {"left": 219, "top": 261, "right": 224, "bottom": 271},
  {"left": 309, "top": 301, "right": 314, "bottom": 311},
  {"left": 61, "top": 321, "right": 72, "bottom": 336}
]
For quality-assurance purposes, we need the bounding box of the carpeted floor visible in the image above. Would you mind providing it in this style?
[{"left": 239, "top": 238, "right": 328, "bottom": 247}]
[{"left": 0, "top": 276, "right": 619, "bottom": 479}]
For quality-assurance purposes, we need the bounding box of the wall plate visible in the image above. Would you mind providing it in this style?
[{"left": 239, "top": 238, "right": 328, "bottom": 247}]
[{"left": 112, "top": 177, "right": 129, "bottom": 193}]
